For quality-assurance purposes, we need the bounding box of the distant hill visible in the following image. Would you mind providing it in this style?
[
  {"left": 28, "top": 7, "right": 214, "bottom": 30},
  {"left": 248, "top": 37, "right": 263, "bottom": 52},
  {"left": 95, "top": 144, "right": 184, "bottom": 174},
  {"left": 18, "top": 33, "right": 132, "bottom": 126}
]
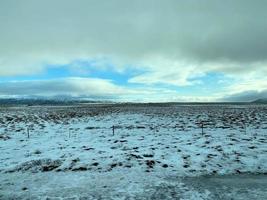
[
  {"left": 1, "top": 97, "right": 267, "bottom": 106},
  {"left": 0, "top": 98, "right": 110, "bottom": 106},
  {"left": 252, "top": 98, "right": 267, "bottom": 104}
]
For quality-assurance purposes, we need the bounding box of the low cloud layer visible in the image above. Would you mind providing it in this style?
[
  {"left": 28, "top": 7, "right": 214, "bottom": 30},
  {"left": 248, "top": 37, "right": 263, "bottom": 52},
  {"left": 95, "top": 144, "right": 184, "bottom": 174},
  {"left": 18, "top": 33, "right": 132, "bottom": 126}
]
[
  {"left": 0, "top": 78, "right": 217, "bottom": 102},
  {"left": 0, "top": 78, "right": 125, "bottom": 98}
]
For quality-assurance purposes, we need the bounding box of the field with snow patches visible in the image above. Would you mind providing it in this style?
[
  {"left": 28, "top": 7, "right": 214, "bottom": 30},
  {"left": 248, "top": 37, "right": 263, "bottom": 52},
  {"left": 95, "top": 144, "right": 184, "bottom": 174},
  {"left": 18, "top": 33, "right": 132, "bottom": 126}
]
[{"left": 0, "top": 104, "right": 267, "bottom": 199}]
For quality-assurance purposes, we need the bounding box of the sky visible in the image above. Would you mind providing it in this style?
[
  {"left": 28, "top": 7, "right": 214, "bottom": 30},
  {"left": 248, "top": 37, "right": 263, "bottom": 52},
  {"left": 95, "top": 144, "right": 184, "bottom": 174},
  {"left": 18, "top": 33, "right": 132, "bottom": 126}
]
[{"left": 0, "top": 0, "right": 267, "bottom": 102}]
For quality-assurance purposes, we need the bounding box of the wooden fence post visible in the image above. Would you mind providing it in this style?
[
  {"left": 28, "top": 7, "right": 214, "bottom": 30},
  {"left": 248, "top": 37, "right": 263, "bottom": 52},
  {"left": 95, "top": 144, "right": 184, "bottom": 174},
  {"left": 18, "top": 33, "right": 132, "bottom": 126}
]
[
  {"left": 27, "top": 127, "right": 30, "bottom": 138},
  {"left": 201, "top": 121, "right": 204, "bottom": 135}
]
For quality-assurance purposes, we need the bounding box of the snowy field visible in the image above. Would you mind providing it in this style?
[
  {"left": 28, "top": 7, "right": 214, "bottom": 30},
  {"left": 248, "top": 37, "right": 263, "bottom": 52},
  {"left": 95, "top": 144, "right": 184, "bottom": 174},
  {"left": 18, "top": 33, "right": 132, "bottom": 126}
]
[{"left": 0, "top": 103, "right": 267, "bottom": 199}]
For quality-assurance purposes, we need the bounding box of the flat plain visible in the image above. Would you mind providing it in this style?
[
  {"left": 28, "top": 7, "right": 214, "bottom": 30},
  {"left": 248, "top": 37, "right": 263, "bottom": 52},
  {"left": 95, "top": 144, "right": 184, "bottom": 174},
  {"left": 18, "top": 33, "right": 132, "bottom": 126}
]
[{"left": 0, "top": 103, "right": 267, "bottom": 199}]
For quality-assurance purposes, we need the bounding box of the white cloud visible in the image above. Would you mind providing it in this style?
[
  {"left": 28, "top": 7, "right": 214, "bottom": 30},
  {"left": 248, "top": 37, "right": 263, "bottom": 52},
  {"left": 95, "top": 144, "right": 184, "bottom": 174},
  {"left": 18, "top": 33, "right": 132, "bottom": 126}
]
[
  {"left": 227, "top": 79, "right": 267, "bottom": 95},
  {"left": 128, "top": 57, "right": 203, "bottom": 86}
]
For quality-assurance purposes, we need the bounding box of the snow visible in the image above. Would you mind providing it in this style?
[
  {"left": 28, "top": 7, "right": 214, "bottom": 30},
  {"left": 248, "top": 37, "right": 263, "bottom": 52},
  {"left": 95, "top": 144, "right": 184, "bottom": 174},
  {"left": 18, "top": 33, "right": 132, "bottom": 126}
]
[{"left": 0, "top": 104, "right": 267, "bottom": 199}]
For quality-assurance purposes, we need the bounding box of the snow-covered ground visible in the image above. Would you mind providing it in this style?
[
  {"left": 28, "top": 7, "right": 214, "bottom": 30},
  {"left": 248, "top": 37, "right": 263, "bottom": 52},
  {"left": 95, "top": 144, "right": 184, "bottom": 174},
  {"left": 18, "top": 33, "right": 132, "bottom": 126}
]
[{"left": 0, "top": 104, "right": 267, "bottom": 199}]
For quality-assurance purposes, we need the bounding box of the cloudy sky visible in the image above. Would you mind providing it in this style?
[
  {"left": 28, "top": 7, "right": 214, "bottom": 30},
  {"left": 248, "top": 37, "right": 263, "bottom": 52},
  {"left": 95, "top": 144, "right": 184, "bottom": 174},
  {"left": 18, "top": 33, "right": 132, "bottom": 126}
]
[{"left": 0, "top": 0, "right": 267, "bottom": 102}]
